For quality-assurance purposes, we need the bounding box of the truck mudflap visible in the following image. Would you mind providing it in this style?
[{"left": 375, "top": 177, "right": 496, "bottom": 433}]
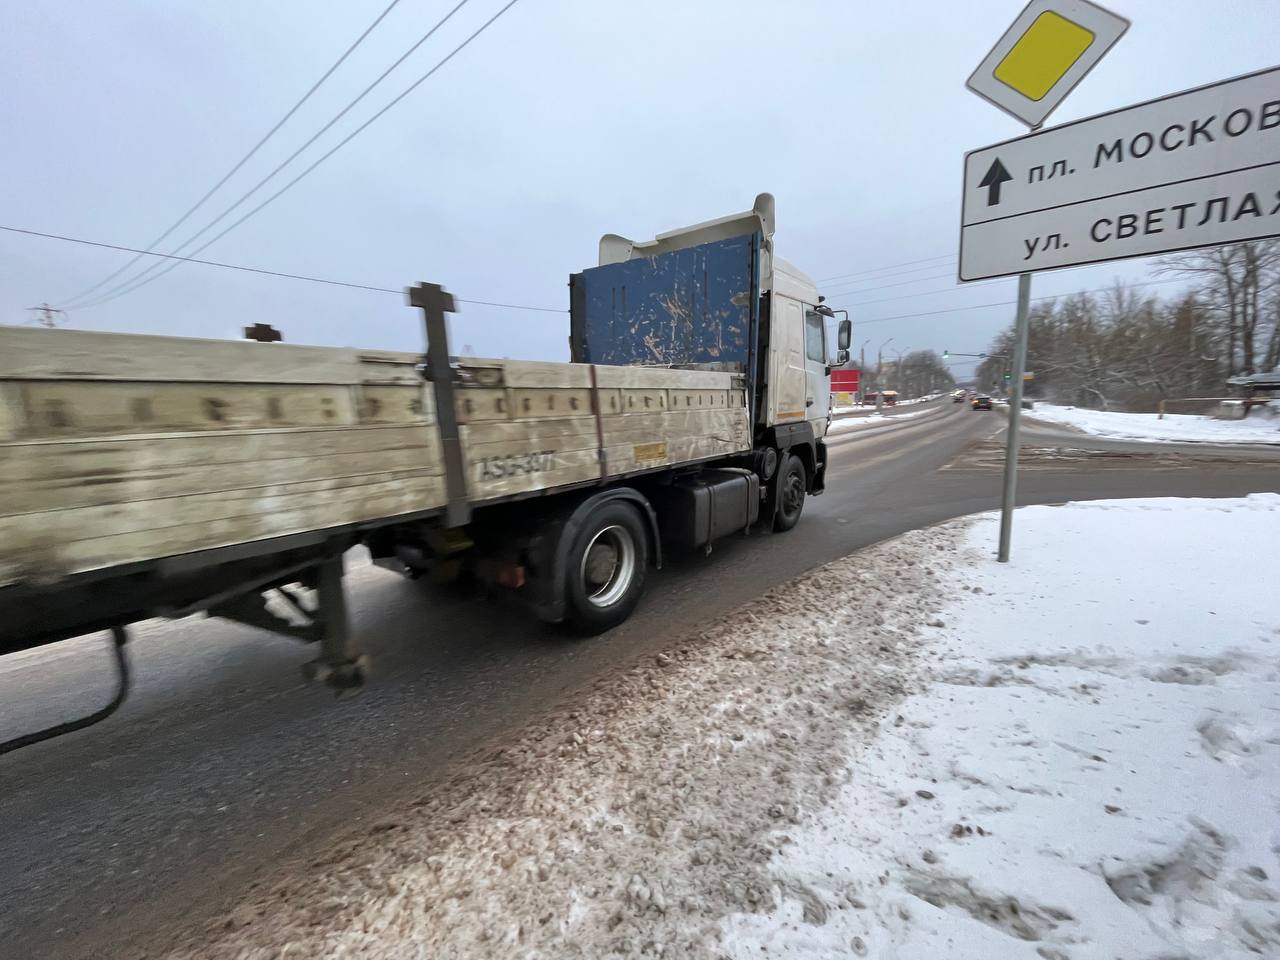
[
  {"left": 762, "top": 421, "right": 823, "bottom": 495},
  {"left": 812, "top": 439, "right": 828, "bottom": 495}
]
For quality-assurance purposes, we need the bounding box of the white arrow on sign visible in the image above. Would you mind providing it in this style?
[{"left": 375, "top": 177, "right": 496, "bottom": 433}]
[{"left": 959, "top": 64, "right": 1280, "bottom": 281}]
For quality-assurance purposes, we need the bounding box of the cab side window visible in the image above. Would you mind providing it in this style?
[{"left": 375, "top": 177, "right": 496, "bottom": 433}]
[{"left": 804, "top": 308, "right": 826, "bottom": 363}]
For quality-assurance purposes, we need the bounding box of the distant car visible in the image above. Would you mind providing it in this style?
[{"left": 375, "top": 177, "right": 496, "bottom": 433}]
[
  {"left": 952, "top": 390, "right": 966, "bottom": 403},
  {"left": 971, "top": 395, "right": 993, "bottom": 410}
]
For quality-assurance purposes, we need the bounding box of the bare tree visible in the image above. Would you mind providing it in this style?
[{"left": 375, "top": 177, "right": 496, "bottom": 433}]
[
  {"left": 978, "top": 278, "right": 1245, "bottom": 412},
  {"left": 1156, "top": 240, "right": 1280, "bottom": 375},
  {"left": 879, "top": 350, "right": 954, "bottom": 399}
]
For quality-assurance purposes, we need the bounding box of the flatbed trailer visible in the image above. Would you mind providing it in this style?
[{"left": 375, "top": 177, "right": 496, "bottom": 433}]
[
  {"left": 0, "top": 307, "right": 750, "bottom": 640},
  {"left": 0, "top": 194, "right": 850, "bottom": 750}
]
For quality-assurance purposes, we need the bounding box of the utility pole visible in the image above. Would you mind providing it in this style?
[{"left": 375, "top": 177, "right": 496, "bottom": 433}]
[
  {"left": 859, "top": 338, "right": 870, "bottom": 404},
  {"left": 26, "top": 303, "right": 66, "bottom": 328},
  {"left": 877, "top": 337, "right": 894, "bottom": 412}
]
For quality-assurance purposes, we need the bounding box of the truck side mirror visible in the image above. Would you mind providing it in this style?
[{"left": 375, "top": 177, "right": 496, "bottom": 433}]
[
  {"left": 836, "top": 348, "right": 849, "bottom": 366},
  {"left": 837, "top": 319, "right": 851, "bottom": 352}
]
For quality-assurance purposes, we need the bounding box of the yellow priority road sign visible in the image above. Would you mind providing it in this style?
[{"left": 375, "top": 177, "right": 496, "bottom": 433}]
[{"left": 967, "top": 0, "right": 1129, "bottom": 129}]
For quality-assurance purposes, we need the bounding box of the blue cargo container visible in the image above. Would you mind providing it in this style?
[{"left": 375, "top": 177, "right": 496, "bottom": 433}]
[{"left": 569, "top": 232, "right": 763, "bottom": 374}]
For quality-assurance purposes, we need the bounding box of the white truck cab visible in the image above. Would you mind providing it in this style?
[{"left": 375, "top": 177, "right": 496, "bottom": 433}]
[{"left": 768, "top": 257, "right": 833, "bottom": 440}]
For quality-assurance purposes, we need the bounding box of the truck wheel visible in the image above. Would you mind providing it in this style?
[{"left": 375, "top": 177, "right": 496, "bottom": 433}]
[
  {"left": 773, "top": 454, "right": 807, "bottom": 532},
  {"left": 565, "top": 501, "right": 648, "bottom": 634}
]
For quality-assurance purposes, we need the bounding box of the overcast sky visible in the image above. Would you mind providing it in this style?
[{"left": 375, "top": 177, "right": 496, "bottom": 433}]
[{"left": 3, "top": 0, "right": 1276, "bottom": 376}]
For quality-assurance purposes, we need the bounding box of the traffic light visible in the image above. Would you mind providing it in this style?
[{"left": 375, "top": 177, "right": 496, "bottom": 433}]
[{"left": 1003, "top": 372, "right": 1011, "bottom": 382}]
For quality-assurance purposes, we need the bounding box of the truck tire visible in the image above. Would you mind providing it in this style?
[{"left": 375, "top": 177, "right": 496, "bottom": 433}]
[
  {"left": 773, "top": 454, "right": 806, "bottom": 532},
  {"left": 565, "top": 500, "right": 649, "bottom": 634}
]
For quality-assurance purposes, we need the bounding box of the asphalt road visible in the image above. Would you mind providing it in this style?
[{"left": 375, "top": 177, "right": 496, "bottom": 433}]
[{"left": 2, "top": 398, "right": 1278, "bottom": 960}]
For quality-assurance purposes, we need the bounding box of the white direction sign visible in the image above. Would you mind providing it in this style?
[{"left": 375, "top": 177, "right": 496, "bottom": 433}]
[{"left": 960, "top": 65, "right": 1280, "bottom": 282}]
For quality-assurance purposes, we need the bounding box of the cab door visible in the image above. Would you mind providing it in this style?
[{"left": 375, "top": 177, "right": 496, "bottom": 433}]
[
  {"left": 768, "top": 294, "right": 808, "bottom": 424},
  {"left": 803, "top": 306, "right": 830, "bottom": 437}
]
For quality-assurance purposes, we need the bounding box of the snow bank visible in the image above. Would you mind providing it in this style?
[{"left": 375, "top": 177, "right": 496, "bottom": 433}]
[
  {"left": 827, "top": 407, "right": 931, "bottom": 433},
  {"left": 898, "top": 393, "right": 946, "bottom": 406},
  {"left": 1028, "top": 402, "right": 1280, "bottom": 445},
  {"left": 833, "top": 393, "right": 945, "bottom": 414},
  {"left": 722, "top": 494, "right": 1280, "bottom": 959}
]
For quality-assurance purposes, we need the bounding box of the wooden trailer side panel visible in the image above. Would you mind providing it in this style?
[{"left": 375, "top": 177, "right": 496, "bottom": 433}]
[
  {"left": 454, "top": 359, "right": 750, "bottom": 501},
  {"left": 0, "top": 330, "right": 752, "bottom": 588},
  {"left": 0, "top": 330, "right": 446, "bottom": 587}
]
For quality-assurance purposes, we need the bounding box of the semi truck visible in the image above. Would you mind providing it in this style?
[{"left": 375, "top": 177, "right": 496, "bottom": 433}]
[{"left": 0, "top": 193, "right": 849, "bottom": 750}]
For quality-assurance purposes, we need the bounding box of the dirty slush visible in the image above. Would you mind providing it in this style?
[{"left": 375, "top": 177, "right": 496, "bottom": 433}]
[{"left": 160, "top": 525, "right": 962, "bottom": 959}]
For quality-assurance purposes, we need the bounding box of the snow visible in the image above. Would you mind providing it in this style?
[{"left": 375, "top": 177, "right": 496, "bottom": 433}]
[
  {"left": 833, "top": 393, "right": 945, "bottom": 415},
  {"left": 170, "top": 496, "right": 1280, "bottom": 960},
  {"left": 721, "top": 494, "right": 1280, "bottom": 959},
  {"left": 1028, "top": 401, "right": 1280, "bottom": 445},
  {"left": 898, "top": 393, "right": 946, "bottom": 406},
  {"left": 827, "top": 407, "right": 931, "bottom": 433},
  {"left": 167, "top": 522, "right": 956, "bottom": 960}
]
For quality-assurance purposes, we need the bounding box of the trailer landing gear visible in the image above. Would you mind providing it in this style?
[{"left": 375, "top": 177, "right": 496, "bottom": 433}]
[
  {"left": 209, "top": 555, "right": 368, "bottom": 693},
  {"left": 300, "top": 558, "right": 368, "bottom": 691}
]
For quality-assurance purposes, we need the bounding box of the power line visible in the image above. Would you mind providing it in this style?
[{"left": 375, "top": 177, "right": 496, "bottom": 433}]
[
  {"left": 57, "top": 0, "right": 406, "bottom": 310},
  {"left": 75, "top": 0, "right": 524, "bottom": 311},
  {"left": 820, "top": 261, "right": 961, "bottom": 294},
  {"left": 1, "top": 224, "right": 565, "bottom": 313},
  {"left": 9, "top": 220, "right": 1191, "bottom": 324},
  {"left": 848, "top": 276, "right": 1009, "bottom": 308},
  {"left": 823, "top": 246, "right": 1155, "bottom": 300},
  {"left": 70, "top": 0, "right": 487, "bottom": 311},
  {"left": 457, "top": 297, "right": 565, "bottom": 312},
  {"left": 843, "top": 260, "right": 1120, "bottom": 309},
  {"left": 823, "top": 261, "right": 962, "bottom": 294},
  {"left": 854, "top": 276, "right": 1189, "bottom": 327},
  {"left": 824, "top": 268, "right": 960, "bottom": 297},
  {"left": 816, "top": 253, "right": 954, "bottom": 285},
  {"left": 824, "top": 242, "right": 1168, "bottom": 301}
]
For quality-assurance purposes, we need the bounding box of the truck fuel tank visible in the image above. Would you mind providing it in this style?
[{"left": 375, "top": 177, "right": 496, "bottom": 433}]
[{"left": 648, "top": 468, "right": 760, "bottom": 551}]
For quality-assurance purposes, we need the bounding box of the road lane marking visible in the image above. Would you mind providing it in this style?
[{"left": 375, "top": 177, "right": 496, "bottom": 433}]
[{"left": 827, "top": 411, "right": 978, "bottom": 477}]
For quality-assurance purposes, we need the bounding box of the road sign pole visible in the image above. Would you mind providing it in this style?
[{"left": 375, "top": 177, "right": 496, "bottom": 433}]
[
  {"left": 998, "top": 271, "right": 1033, "bottom": 562},
  {"left": 965, "top": 0, "right": 1132, "bottom": 562}
]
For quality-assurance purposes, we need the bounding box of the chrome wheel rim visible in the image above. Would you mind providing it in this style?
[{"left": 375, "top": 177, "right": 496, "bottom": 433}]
[{"left": 580, "top": 524, "right": 637, "bottom": 608}]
